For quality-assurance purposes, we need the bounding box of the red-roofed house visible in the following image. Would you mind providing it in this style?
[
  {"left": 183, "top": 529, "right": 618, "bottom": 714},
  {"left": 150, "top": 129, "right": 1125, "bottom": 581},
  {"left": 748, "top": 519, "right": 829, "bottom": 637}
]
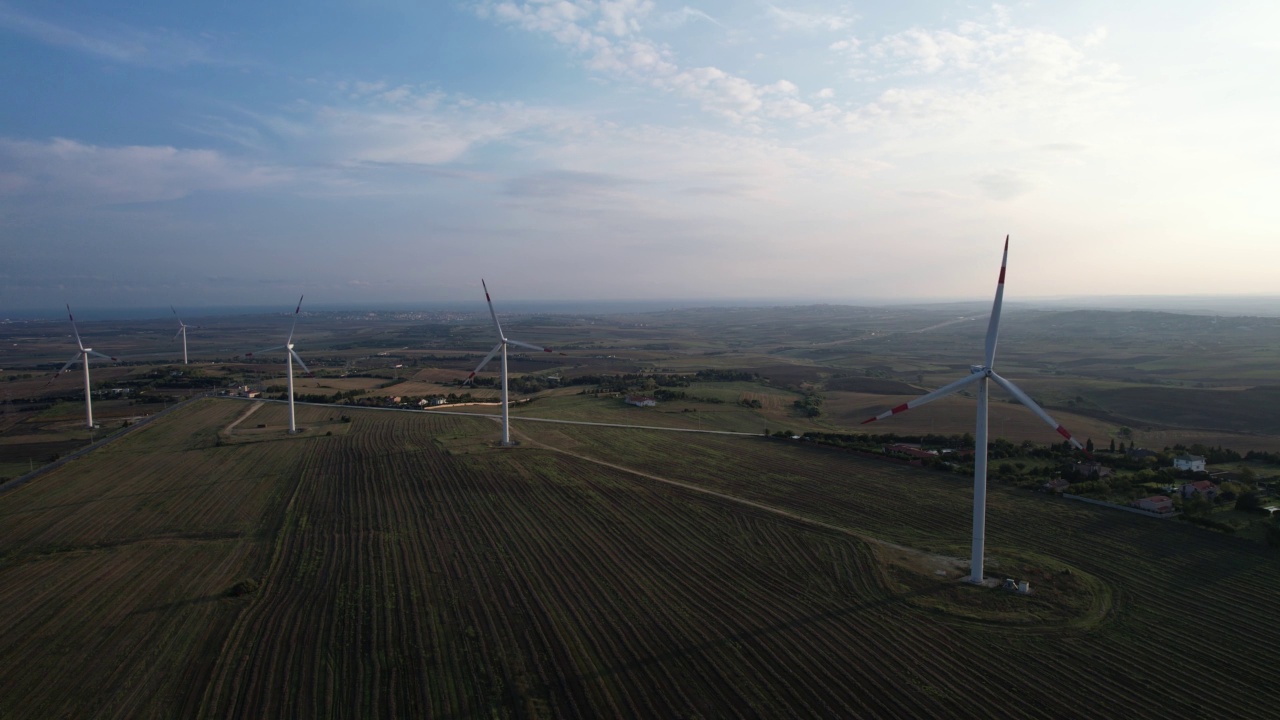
[
  {"left": 1180, "top": 480, "right": 1218, "bottom": 500},
  {"left": 1133, "top": 495, "right": 1175, "bottom": 513}
]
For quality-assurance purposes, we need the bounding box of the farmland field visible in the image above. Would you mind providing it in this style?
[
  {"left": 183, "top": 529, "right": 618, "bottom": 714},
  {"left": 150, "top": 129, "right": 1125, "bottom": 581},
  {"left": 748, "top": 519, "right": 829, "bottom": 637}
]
[{"left": 1, "top": 398, "right": 1277, "bottom": 718}]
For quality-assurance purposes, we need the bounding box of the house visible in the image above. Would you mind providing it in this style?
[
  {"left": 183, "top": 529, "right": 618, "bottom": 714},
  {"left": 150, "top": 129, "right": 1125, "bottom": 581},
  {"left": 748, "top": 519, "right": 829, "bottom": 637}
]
[
  {"left": 1072, "top": 461, "right": 1113, "bottom": 479},
  {"left": 429, "top": 397, "right": 446, "bottom": 406},
  {"left": 1133, "top": 495, "right": 1175, "bottom": 513},
  {"left": 625, "top": 395, "right": 656, "bottom": 407},
  {"left": 1173, "top": 453, "right": 1207, "bottom": 472},
  {"left": 1042, "top": 478, "right": 1071, "bottom": 493},
  {"left": 885, "top": 443, "right": 938, "bottom": 460},
  {"left": 1180, "top": 480, "right": 1218, "bottom": 500}
]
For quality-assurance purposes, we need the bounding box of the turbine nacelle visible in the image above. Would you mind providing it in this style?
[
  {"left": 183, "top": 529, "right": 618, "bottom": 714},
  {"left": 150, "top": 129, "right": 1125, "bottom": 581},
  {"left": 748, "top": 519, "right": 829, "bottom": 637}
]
[{"left": 969, "top": 364, "right": 987, "bottom": 375}]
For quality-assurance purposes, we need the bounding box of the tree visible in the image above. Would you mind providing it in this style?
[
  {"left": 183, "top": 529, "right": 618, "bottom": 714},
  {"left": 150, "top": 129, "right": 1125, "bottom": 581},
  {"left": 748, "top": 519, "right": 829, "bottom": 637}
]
[
  {"left": 1086, "top": 438, "right": 1095, "bottom": 453},
  {"left": 1236, "top": 491, "right": 1262, "bottom": 512},
  {"left": 1182, "top": 493, "right": 1214, "bottom": 518},
  {"left": 1109, "top": 438, "right": 1116, "bottom": 453}
]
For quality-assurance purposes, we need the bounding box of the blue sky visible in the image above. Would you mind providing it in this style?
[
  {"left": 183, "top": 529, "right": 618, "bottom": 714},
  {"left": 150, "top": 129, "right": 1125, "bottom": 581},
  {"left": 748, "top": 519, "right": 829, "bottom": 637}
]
[{"left": 1, "top": 1, "right": 1276, "bottom": 311}]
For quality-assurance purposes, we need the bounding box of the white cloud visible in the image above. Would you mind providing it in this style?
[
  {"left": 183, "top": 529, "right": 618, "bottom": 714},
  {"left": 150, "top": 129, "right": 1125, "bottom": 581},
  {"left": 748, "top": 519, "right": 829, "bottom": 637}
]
[
  {"left": 765, "top": 4, "right": 856, "bottom": 32},
  {"left": 652, "top": 6, "right": 723, "bottom": 30},
  {"left": 1082, "top": 26, "right": 1107, "bottom": 47},
  {"left": 285, "top": 85, "right": 591, "bottom": 167},
  {"left": 478, "top": 0, "right": 809, "bottom": 122},
  {"left": 835, "top": 11, "right": 1123, "bottom": 135},
  {"left": 0, "top": 2, "right": 228, "bottom": 67},
  {"left": 0, "top": 137, "right": 288, "bottom": 205}
]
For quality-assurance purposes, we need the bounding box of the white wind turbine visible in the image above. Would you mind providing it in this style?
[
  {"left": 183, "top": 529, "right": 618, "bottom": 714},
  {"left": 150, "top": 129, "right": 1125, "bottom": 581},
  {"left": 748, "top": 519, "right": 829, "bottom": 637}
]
[
  {"left": 861, "top": 236, "right": 1085, "bottom": 584},
  {"left": 170, "top": 305, "right": 199, "bottom": 365},
  {"left": 464, "top": 280, "right": 557, "bottom": 446},
  {"left": 51, "top": 304, "right": 118, "bottom": 429},
  {"left": 241, "top": 296, "right": 311, "bottom": 434}
]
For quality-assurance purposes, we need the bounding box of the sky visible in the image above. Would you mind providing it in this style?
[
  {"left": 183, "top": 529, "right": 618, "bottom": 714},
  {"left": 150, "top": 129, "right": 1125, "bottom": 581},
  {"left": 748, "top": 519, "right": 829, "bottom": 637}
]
[{"left": 1, "top": 0, "right": 1277, "bottom": 312}]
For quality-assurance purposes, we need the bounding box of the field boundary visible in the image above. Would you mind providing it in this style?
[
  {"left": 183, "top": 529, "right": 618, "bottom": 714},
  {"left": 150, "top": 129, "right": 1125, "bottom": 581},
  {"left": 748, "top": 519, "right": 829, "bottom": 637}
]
[
  {"left": 1063, "top": 493, "right": 1181, "bottom": 519},
  {"left": 221, "top": 396, "right": 761, "bottom": 437},
  {"left": 0, "top": 393, "right": 211, "bottom": 496}
]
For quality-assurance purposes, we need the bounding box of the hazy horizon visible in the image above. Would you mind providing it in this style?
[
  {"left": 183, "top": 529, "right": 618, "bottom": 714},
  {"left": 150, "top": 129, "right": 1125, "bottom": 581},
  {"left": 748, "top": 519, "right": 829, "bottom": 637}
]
[
  {"left": 6, "top": 293, "right": 1280, "bottom": 324},
  {"left": 2, "top": 2, "right": 1276, "bottom": 309}
]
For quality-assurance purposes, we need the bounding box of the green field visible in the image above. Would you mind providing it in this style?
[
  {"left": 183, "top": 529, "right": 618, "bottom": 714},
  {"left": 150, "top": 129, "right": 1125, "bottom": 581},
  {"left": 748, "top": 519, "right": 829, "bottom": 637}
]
[{"left": 0, "top": 399, "right": 1277, "bottom": 718}]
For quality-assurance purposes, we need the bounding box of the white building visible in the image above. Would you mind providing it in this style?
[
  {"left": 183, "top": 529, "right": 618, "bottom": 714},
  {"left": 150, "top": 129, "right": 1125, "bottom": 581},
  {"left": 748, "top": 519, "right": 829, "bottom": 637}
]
[{"left": 1173, "top": 454, "right": 1206, "bottom": 472}]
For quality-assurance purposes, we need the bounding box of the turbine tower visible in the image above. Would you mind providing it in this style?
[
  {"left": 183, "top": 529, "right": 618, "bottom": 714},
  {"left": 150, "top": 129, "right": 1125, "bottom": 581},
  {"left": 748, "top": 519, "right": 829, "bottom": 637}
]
[
  {"left": 243, "top": 296, "right": 311, "bottom": 434},
  {"left": 465, "top": 280, "right": 556, "bottom": 446},
  {"left": 861, "top": 237, "right": 1084, "bottom": 584},
  {"left": 51, "top": 305, "right": 117, "bottom": 429},
  {"left": 171, "top": 305, "right": 196, "bottom": 365}
]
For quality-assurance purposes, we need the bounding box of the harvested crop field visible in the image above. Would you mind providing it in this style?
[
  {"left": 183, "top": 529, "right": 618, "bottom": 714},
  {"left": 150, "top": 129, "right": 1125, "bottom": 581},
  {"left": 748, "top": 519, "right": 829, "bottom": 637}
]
[{"left": 1, "top": 398, "right": 1276, "bottom": 718}]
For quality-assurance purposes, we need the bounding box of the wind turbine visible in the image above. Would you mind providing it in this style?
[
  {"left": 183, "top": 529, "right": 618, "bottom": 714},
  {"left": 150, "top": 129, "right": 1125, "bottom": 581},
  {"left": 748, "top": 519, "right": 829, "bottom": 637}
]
[
  {"left": 170, "top": 305, "right": 199, "bottom": 365},
  {"left": 242, "top": 296, "right": 311, "bottom": 434},
  {"left": 861, "top": 237, "right": 1084, "bottom": 584},
  {"left": 465, "top": 280, "right": 557, "bottom": 446},
  {"left": 51, "top": 305, "right": 117, "bottom": 429}
]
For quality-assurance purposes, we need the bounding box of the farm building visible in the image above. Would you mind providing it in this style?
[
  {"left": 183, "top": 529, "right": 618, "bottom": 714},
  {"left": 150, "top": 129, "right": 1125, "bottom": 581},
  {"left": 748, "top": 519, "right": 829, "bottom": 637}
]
[
  {"left": 1133, "top": 496, "right": 1175, "bottom": 513},
  {"left": 884, "top": 444, "right": 938, "bottom": 460},
  {"left": 625, "top": 395, "right": 657, "bottom": 407},
  {"left": 1072, "top": 461, "right": 1113, "bottom": 479},
  {"left": 1042, "top": 478, "right": 1071, "bottom": 493},
  {"left": 1173, "top": 453, "right": 1207, "bottom": 472},
  {"left": 1180, "top": 480, "right": 1218, "bottom": 500}
]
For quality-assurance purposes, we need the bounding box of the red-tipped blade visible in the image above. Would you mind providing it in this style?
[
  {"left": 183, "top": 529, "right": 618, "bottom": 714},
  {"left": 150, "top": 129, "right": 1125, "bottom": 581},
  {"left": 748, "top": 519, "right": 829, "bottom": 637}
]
[
  {"left": 66, "top": 304, "right": 84, "bottom": 350},
  {"left": 861, "top": 372, "right": 985, "bottom": 425},
  {"left": 989, "top": 371, "right": 1084, "bottom": 452},
  {"left": 983, "top": 236, "right": 1009, "bottom": 369},
  {"left": 287, "top": 296, "right": 304, "bottom": 344},
  {"left": 480, "top": 280, "right": 504, "bottom": 340}
]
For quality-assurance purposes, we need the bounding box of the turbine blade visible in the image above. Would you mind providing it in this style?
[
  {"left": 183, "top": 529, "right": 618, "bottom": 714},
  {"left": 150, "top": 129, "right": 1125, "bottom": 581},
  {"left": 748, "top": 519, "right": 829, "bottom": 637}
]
[
  {"left": 235, "top": 344, "right": 286, "bottom": 359},
  {"left": 506, "top": 339, "right": 550, "bottom": 353},
  {"left": 287, "top": 295, "right": 304, "bottom": 344},
  {"left": 66, "top": 304, "right": 84, "bottom": 350},
  {"left": 481, "top": 279, "right": 505, "bottom": 340},
  {"left": 465, "top": 343, "right": 503, "bottom": 383},
  {"left": 87, "top": 350, "right": 117, "bottom": 362},
  {"left": 861, "top": 372, "right": 984, "bottom": 425},
  {"left": 290, "top": 349, "right": 313, "bottom": 376},
  {"left": 48, "top": 354, "right": 81, "bottom": 383},
  {"left": 983, "top": 235, "right": 1009, "bottom": 368},
  {"left": 172, "top": 326, "right": 184, "bottom": 342},
  {"left": 989, "top": 371, "right": 1084, "bottom": 450},
  {"left": 171, "top": 305, "right": 185, "bottom": 325}
]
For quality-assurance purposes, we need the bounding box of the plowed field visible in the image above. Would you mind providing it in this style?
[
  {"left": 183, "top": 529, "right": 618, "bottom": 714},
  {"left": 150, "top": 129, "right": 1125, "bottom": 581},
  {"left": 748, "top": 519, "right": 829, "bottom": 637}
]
[{"left": 1, "top": 399, "right": 1276, "bottom": 718}]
